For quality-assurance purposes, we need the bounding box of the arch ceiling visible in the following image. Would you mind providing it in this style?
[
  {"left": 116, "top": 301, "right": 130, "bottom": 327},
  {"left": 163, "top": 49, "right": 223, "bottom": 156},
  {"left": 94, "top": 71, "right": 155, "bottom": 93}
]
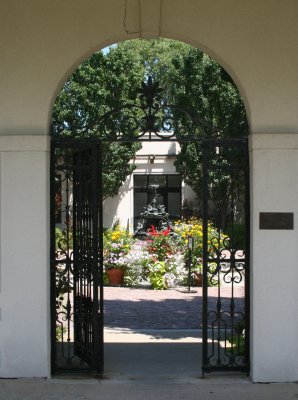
[{"left": 0, "top": 0, "right": 298, "bottom": 135}]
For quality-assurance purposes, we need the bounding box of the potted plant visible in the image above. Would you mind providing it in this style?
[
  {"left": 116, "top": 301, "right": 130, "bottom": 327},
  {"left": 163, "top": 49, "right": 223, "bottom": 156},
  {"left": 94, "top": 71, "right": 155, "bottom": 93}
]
[
  {"left": 192, "top": 259, "right": 203, "bottom": 287},
  {"left": 105, "top": 265, "right": 125, "bottom": 286},
  {"left": 103, "top": 226, "right": 132, "bottom": 286}
]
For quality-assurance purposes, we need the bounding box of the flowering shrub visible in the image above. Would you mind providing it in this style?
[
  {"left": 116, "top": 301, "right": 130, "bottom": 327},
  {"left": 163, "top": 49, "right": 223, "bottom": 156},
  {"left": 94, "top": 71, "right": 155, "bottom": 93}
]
[
  {"left": 143, "top": 225, "right": 186, "bottom": 289},
  {"left": 145, "top": 254, "right": 186, "bottom": 290},
  {"left": 146, "top": 261, "right": 173, "bottom": 290},
  {"left": 103, "top": 226, "right": 133, "bottom": 271},
  {"left": 103, "top": 220, "right": 229, "bottom": 289},
  {"left": 173, "top": 218, "right": 204, "bottom": 274},
  {"left": 123, "top": 241, "right": 150, "bottom": 286},
  {"left": 146, "top": 225, "right": 172, "bottom": 261},
  {"left": 173, "top": 218, "right": 229, "bottom": 285}
]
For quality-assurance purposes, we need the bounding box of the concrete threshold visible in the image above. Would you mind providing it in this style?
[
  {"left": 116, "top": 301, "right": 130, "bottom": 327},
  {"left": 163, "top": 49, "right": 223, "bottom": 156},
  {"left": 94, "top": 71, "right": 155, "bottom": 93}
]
[
  {"left": 103, "top": 328, "right": 249, "bottom": 384},
  {"left": 1, "top": 329, "right": 296, "bottom": 400}
]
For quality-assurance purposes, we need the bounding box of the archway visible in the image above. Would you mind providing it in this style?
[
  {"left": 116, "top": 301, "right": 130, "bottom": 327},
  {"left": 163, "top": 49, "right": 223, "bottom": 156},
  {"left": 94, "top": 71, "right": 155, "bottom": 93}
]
[{"left": 50, "top": 40, "right": 249, "bottom": 377}]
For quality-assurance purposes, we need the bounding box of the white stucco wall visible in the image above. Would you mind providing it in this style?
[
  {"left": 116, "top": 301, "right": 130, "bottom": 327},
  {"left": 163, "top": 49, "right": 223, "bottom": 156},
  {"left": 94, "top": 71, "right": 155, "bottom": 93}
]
[
  {"left": 103, "top": 174, "right": 134, "bottom": 230},
  {"left": 250, "top": 134, "right": 298, "bottom": 382},
  {"left": 0, "top": 136, "right": 50, "bottom": 378}
]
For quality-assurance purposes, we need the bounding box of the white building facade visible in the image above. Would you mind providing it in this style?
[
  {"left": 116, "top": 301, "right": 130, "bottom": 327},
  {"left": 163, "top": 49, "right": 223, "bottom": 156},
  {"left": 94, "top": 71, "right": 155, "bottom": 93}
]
[{"left": 103, "top": 141, "right": 197, "bottom": 231}]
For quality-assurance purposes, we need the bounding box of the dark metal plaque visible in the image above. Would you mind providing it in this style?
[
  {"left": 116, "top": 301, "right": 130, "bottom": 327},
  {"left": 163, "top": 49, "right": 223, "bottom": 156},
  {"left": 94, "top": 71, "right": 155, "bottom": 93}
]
[{"left": 259, "top": 212, "right": 294, "bottom": 230}]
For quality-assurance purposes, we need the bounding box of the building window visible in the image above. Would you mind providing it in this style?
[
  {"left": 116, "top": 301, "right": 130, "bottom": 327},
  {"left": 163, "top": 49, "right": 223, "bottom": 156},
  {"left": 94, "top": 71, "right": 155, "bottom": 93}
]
[{"left": 134, "top": 174, "right": 181, "bottom": 229}]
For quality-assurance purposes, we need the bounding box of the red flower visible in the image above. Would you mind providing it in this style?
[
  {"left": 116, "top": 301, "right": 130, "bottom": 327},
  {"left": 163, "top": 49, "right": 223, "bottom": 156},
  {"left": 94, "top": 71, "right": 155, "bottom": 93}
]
[
  {"left": 147, "top": 225, "right": 159, "bottom": 236},
  {"left": 162, "top": 227, "right": 171, "bottom": 236},
  {"left": 147, "top": 225, "right": 171, "bottom": 237}
]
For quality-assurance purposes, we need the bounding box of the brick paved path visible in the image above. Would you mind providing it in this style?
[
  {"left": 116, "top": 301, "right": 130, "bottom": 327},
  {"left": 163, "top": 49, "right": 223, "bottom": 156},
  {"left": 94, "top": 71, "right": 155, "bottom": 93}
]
[{"left": 104, "top": 286, "right": 245, "bottom": 330}]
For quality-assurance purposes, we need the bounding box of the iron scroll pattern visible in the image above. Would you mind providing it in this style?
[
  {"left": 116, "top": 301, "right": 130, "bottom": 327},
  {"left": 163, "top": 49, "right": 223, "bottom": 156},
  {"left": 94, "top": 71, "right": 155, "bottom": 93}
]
[
  {"left": 202, "top": 138, "right": 250, "bottom": 374},
  {"left": 50, "top": 141, "right": 103, "bottom": 374},
  {"left": 52, "top": 76, "right": 219, "bottom": 141}
]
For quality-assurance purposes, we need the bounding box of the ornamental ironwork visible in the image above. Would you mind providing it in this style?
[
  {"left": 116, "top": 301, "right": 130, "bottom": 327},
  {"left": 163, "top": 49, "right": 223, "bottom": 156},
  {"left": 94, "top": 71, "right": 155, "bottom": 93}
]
[{"left": 52, "top": 76, "right": 219, "bottom": 141}]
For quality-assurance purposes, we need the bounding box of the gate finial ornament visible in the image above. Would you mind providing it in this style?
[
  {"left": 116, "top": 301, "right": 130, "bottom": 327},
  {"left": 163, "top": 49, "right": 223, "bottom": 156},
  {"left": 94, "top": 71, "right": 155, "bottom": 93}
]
[{"left": 139, "top": 76, "right": 163, "bottom": 108}]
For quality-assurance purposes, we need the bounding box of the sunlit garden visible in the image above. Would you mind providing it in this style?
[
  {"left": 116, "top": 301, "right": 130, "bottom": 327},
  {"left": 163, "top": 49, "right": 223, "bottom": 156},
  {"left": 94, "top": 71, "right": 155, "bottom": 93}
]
[{"left": 103, "top": 219, "right": 228, "bottom": 289}]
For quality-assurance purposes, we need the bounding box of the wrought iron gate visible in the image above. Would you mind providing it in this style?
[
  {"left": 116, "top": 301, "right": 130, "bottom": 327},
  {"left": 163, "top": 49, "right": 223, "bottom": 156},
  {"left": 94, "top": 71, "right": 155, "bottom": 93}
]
[
  {"left": 202, "top": 138, "right": 249, "bottom": 373},
  {"left": 50, "top": 139, "right": 103, "bottom": 374},
  {"left": 50, "top": 77, "right": 249, "bottom": 376}
]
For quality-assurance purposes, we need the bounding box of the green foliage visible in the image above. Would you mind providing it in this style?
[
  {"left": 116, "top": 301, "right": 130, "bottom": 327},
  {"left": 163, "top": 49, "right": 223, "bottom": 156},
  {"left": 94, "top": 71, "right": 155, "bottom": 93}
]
[
  {"left": 227, "top": 320, "right": 246, "bottom": 356},
  {"left": 55, "top": 227, "right": 73, "bottom": 251},
  {"left": 167, "top": 45, "right": 248, "bottom": 218},
  {"left": 52, "top": 38, "right": 248, "bottom": 201},
  {"left": 56, "top": 325, "right": 67, "bottom": 342},
  {"left": 52, "top": 49, "right": 142, "bottom": 200},
  {"left": 225, "top": 222, "right": 245, "bottom": 249},
  {"left": 147, "top": 261, "right": 169, "bottom": 290},
  {"left": 55, "top": 274, "right": 69, "bottom": 308},
  {"left": 103, "top": 272, "right": 110, "bottom": 286},
  {"left": 102, "top": 141, "right": 140, "bottom": 199},
  {"left": 228, "top": 334, "right": 246, "bottom": 357}
]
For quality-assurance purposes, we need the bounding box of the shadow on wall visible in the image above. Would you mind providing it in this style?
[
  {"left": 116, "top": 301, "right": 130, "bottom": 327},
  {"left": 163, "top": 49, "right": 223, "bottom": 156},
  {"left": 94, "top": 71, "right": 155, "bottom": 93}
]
[{"left": 103, "top": 174, "right": 133, "bottom": 229}]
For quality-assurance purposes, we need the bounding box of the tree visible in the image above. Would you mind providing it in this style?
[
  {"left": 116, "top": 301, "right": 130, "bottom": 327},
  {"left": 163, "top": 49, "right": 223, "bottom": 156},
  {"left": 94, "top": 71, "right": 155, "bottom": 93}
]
[
  {"left": 52, "top": 50, "right": 143, "bottom": 200},
  {"left": 169, "top": 48, "right": 248, "bottom": 206},
  {"left": 52, "top": 39, "right": 248, "bottom": 203}
]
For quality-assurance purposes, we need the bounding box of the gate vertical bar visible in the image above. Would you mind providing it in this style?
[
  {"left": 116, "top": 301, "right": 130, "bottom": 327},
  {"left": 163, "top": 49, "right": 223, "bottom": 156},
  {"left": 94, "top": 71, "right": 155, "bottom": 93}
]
[
  {"left": 98, "top": 142, "right": 104, "bottom": 375},
  {"left": 202, "top": 140, "right": 209, "bottom": 375},
  {"left": 91, "top": 142, "right": 100, "bottom": 373}
]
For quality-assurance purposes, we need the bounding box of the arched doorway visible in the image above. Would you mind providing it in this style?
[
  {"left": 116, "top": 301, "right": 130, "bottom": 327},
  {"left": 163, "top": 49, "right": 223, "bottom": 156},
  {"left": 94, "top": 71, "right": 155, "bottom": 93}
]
[{"left": 50, "top": 43, "right": 249, "bottom": 377}]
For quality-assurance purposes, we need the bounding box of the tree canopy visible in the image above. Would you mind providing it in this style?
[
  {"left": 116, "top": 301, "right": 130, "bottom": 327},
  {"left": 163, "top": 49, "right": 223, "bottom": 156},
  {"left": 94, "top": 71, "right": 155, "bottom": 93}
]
[{"left": 52, "top": 38, "right": 248, "bottom": 200}]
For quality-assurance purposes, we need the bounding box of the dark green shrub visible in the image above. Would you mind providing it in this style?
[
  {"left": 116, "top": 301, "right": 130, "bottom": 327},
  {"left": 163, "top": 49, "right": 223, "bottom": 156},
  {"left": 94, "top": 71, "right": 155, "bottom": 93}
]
[{"left": 225, "top": 223, "right": 245, "bottom": 249}]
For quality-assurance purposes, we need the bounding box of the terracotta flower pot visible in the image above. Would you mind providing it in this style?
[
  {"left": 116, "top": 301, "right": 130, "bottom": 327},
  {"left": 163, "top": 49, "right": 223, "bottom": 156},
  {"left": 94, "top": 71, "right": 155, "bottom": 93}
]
[
  {"left": 106, "top": 268, "right": 125, "bottom": 286},
  {"left": 194, "top": 272, "right": 203, "bottom": 287}
]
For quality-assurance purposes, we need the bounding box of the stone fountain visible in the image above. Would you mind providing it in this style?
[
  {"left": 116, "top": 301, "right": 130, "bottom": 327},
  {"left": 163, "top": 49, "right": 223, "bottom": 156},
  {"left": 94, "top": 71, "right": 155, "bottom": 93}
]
[{"left": 134, "top": 184, "right": 170, "bottom": 238}]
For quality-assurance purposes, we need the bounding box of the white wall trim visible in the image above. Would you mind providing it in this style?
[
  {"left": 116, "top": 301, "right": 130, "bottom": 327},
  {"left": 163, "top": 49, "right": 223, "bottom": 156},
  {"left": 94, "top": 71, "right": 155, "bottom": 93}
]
[
  {"left": 0, "top": 135, "right": 50, "bottom": 152},
  {"left": 249, "top": 133, "right": 298, "bottom": 150}
]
